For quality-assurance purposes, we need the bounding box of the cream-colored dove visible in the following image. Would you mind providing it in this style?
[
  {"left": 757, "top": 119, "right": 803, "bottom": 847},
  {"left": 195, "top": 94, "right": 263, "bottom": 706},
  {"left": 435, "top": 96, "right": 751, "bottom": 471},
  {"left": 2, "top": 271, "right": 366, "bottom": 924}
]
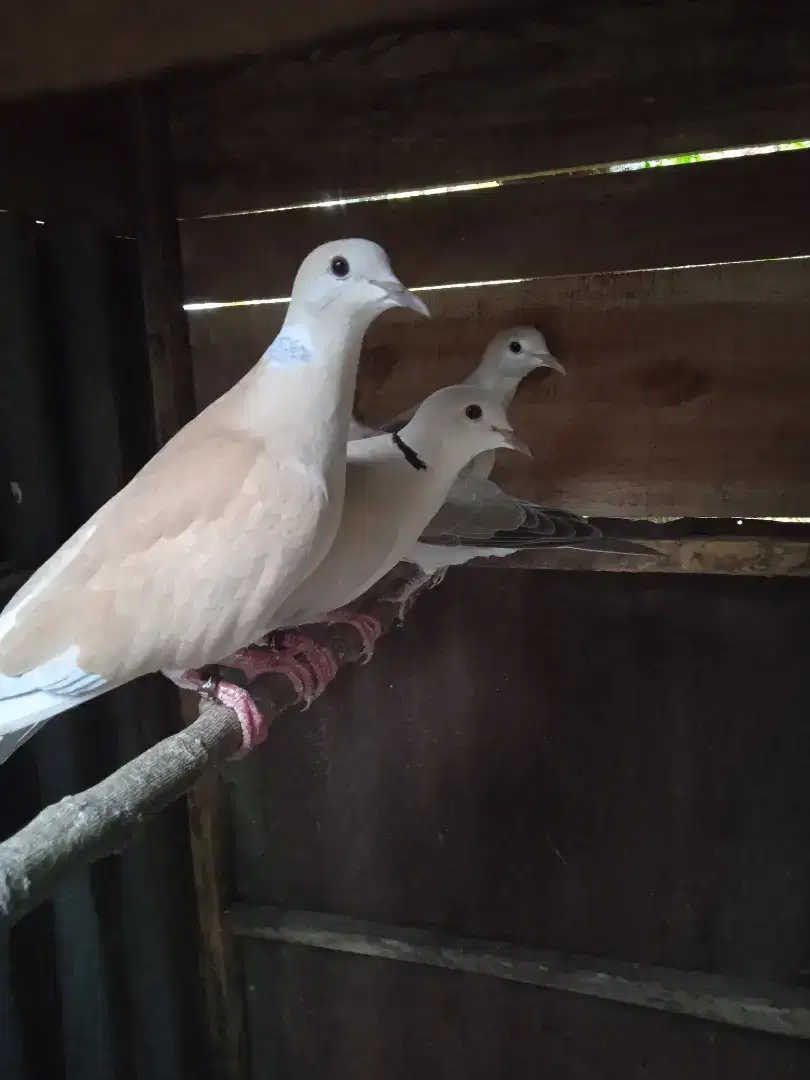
[{"left": 0, "top": 238, "right": 428, "bottom": 763}]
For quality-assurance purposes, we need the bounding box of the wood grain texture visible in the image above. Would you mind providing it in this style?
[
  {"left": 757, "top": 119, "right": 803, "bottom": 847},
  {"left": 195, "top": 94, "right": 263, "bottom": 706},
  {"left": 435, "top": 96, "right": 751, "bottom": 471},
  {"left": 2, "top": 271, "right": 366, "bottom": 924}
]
[
  {"left": 128, "top": 84, "right": 197, "bottom": 445},
  {"left": 0, "top": 0, "right": 493, "bottom": 100},
  {"left": 184, "top": 710, "right": 247, "bottom": 1080},
  {"left": 490, "top": 540, "right": 810, "bottom": 577},
  {"left": 189, "top": 259, "right": 810, "bottom": 519},
  {"left": 170, "top": 2, "right": 810, "bottom": 217},
  {"left": 180, "top": 151, "right": 810, "bottom": 302}
]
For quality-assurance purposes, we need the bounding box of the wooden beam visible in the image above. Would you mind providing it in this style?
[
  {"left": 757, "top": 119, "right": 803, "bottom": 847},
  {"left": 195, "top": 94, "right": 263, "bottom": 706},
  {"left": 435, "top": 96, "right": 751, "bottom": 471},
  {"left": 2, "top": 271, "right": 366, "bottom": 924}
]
[
  {"left": 226, "top": 904, "right": 810, "bottom": 1040},
  {"left": 180, "top": 150, "right": 810, "bottom": 302},
  {"left": 171, "top": 3, "right": 810, "bottom": 217},
  {"left": 572, "top": 517, "right": 810, "bottom": 542},
  {"left": 128, "top": 83, "right": 197, "bottom": 445},
  {"left": 182, "top": 704, "right": 247, "bottom": 1080},
  {"left": 486, "top": 540, "right": 810, "bottom": 577},
  {"left": 485, "top": 519, "right": 810, "bottom": 574},
  {"left": 188, "top": 259, "right": 810, "bottom": 520},
  {"left": 0, "top": 0, "right": 494, "bottom": 100}
]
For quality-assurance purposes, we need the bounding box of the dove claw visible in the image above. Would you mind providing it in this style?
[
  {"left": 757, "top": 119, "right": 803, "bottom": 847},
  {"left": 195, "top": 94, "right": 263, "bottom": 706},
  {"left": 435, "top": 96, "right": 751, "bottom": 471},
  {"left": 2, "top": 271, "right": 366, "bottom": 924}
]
[
  {"left": 428, "top": 567, "right": 448, "bottom": 589},
  {"left": 223, "top": 633, "right": 338, "bottom": 709},
  {"left": 324, "top": 608, "right": 383, "bottom": 662},
  {"left": 379, "top": 568, "right": 438, "bottom": 623},
  {"left": 221, "top": 644, "right": 320, "bottom": 708},
  {"left": 213, "top": 680, "right": 268, "bottom": 757},
  {"left": 171, "top": 669, "right": 268, "bottom": 757},
  {"left": 281, "top": 634, "right": 339, "bottom": 700}
]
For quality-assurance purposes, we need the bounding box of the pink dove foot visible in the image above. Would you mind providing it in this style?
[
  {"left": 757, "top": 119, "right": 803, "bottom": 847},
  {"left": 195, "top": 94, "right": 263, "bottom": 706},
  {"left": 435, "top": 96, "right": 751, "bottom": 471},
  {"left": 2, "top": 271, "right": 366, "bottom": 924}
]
[
  {"left": 223, "top": 634, "right": 337, "bottom": 709},
  {"left": 173, "top": 669, "right": 268, "bottom": 758},
  {"left": 278, "top": 634, "right": 339, "bottom": 702},
  {"left": 221, "top": 645, "right": 317, "bottom": 705}
]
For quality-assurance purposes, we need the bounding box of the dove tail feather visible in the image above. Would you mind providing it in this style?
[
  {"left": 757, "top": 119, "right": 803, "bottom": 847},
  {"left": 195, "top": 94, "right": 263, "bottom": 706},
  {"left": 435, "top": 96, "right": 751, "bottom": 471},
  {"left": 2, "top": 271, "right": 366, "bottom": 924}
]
[
  {"left": 0, "top": 715, "right": 56, "bottom": 765},
  {"left": 0, "top": 670, "right": 47, "bottom": 700},
  {"left": 415, "top": 501, "right": 659, "bottom": 557},
  {"left": 0, "top": 684, "right": 85, "bottom": 764},
  {"left": 564, "top": 537, "right": 658, "bottom": 556}
]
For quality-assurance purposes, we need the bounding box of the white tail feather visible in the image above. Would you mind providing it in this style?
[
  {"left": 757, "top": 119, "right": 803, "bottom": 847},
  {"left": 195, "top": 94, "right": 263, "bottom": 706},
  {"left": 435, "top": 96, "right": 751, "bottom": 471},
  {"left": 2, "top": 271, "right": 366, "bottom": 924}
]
[
  {"left": 0, "top": 670, "right": 52, "bottom": 700},
  {"left": 0, "top": 716, "right": 55, "bottom": 765},
  {"left": 0, "top": 687, "right": 95, "bottom": 764}
]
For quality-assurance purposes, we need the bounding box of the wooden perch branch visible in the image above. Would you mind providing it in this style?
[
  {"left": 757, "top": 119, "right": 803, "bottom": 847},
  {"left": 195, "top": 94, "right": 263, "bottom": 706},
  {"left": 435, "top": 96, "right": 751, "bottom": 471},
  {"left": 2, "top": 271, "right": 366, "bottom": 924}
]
[
  {"left": 0, "top": 703, "right": 240, "bottom": 930},
  {"left": 0, "top": 565, "right": 435, "bottom": 930}
]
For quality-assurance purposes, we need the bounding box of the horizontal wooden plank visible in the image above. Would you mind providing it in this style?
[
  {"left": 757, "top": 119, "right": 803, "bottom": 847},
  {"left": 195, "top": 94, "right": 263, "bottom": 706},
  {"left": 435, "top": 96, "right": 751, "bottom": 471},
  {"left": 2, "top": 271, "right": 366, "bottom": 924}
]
[
  {"left": 171, "top": 3, "right": 810, "bottom": 216},
  {"left": 188, "top": 258, "right": 810, "bottom": 519},
  {"left": 228, "top": 904, "right": 810, "bottom": 1039},
  {"left": 180, "top": 151, "right": 810, "bottom": 302},
  {"left": 488, "top": 540, "right": 810, "bottom": 577},
  {"left": 0, "top": 0, "right": 491, "bottom": 100}
]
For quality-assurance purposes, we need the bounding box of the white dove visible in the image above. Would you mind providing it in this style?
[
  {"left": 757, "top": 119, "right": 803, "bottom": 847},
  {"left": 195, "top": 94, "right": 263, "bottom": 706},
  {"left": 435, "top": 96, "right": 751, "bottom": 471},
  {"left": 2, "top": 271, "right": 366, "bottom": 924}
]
[
  {"left": 217, "top": 385, "right": 532, "bottom": 698},
  {"left": 348, "top": 325, "right": 562, "bottom": 443},
  {"left": 278, "top": 385, "right": 530, "bottom": 617},
  {"left": 0, "top": 238, "right": 428, "bottom": 763},
  {"left": 352, "top": 325, "right": 653, "bottom": 583}
]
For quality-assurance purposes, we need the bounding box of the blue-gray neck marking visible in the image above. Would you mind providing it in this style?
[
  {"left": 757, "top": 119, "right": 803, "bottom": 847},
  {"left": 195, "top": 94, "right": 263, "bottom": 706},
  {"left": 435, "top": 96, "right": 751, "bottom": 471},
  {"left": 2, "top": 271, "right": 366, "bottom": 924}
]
[{"left": 262, "top": 329, "right": 314, "bottom": 368}]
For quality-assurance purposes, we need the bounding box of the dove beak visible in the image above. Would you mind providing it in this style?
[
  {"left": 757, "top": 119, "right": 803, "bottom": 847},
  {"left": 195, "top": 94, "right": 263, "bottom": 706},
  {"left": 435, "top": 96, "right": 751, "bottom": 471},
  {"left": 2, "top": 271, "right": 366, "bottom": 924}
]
[
  {"left": 492, "top": 425, "right": 533, "bottom": 458},
  {"left": 372, "top": 279, "right": 431, "bottom": 318},
  {"left": 535, "top": 352, "right": 566, "bottom": 376}
]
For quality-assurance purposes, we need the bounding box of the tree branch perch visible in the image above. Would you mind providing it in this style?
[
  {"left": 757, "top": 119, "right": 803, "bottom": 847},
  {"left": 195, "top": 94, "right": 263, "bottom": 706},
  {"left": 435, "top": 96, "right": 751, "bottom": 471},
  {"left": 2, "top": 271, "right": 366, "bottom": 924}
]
[{"left": 0, "top": 565, "right": 434, "bottom": 929}]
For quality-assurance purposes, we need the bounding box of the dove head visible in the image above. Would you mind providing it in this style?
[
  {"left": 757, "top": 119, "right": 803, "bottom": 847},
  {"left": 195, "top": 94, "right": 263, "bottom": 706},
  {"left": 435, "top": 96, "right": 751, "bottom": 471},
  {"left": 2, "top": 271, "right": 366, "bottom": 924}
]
[
  {"left": 401, "top": 385, "right": 532, "bottom": 472},
  {"left": 476, "top": 326, "right": 565, "bottom": 385},
  {"left": 285, "top": 239, "right": 429, "bottom": 334}
]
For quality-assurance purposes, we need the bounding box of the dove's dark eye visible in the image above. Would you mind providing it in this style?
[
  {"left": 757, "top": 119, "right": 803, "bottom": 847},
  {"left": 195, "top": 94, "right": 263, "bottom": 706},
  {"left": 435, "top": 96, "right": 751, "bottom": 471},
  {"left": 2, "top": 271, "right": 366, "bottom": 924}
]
[
  {"left": 508, "top": 340, "right": 522, "bottom": 353},
  {"left": 465, "top": 404, "right": 483, "bottom": 421},
  {"left": 330, "top": 255, "right": 350, "bottom": 278}
]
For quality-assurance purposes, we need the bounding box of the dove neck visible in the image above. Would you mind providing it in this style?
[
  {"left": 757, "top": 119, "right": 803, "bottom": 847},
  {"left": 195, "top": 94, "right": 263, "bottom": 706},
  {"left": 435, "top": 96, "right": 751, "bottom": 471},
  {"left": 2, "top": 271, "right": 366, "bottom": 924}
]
[
  {"left": 396, "top": 420, "right": 489, "bottom": 488},
  {"left": 251, "top": 311, "right": 367, "bottom": 465},
  {"left": 465, "top": 366, "right": 523, "bottom": 410}
]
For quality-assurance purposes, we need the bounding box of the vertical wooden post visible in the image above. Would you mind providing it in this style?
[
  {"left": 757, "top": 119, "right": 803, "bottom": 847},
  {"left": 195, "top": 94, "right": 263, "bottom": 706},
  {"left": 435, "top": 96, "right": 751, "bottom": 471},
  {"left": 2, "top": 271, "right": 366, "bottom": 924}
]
[
  {"left": 127, "top": 82, "right": 196, "bottom": 446},
  {"left": 127, "top": 82, "right": 246, "bottom": 1080}
]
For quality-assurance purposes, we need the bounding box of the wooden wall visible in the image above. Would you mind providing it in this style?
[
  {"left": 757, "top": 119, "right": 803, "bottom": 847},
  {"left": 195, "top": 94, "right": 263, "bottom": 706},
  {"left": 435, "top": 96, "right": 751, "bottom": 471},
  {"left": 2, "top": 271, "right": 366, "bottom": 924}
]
[
  {"left": 168, "top": 8, "right": 810, "bottom": 1078},
  {"left": 0, "top": 0, "right": 494, "bottom": 100},
  {"left": 170, "top": 4, "right": 810, "bottom": 217},
  {"left": 174, "top": 8, "right": 810, "bottom": 524},
  {"left": 184, "top": 171, "right": 810, "bottom": 519},
  {"left": 228, "top": 571, "right": 810, "bottom": 1077}
]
